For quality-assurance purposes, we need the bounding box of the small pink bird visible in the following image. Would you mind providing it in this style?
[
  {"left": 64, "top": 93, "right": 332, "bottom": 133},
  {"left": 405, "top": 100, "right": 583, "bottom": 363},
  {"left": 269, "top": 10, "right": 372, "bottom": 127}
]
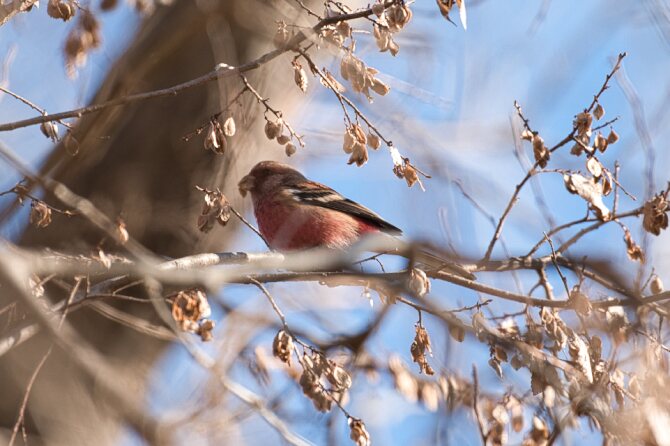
[{"left": 238, "top": 160, "right": 475, "bottom": 279}]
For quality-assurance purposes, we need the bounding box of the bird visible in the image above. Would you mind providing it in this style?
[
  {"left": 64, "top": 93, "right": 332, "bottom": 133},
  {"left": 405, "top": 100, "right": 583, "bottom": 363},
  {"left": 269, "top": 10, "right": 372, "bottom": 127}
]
[{"left": 238, "top": 160, "right": 475, "bottom": 280}]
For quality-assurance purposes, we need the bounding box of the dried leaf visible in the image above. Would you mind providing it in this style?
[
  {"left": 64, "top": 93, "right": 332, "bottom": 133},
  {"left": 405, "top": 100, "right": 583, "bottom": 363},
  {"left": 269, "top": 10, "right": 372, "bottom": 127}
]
[
  {"left": 607, "top": 128, "right": 619, "bottom": 144},
  {"left": 293, "top": 60, "right": 308, "bottom": 93},
  {"left": 285, "top": 142, "right": 297, "bottom": 157},
  {"left": 568, "top": 287, "right": 592, "bottom": 316},
  {"left": 532, "top": 134, "right": 549, "bottom": 168},
  {"left": 586, "top": 157, "right": 602, "bottom": 178},
  {"left": 47, "top": 0, "right": 75, "bottom": 21},
  {"left": 348, "top": 418, "right": 371, "bottom": 446},
  {"left": 39, "top": 121, "right": 59, "bottom": 141},
  {"left": 272, "top": 330, "right": 294, "bottom": 365},
  {"left": 642, "top": 193, "right": 669, "bottom": 236},
  {"left": 594, "top": 133, "right": 608, "bottom": 152},
  {"left": 593, "top": 103, "right": 605, "bottom": 120},
  {"left": 170, "top": 288, "right": 213, "bottom": 339},
  {"left": 116, "top": 217, "right": 129, "bottom": 245},
  {"left": 196, "top": 186, "right": 231, "bottom": 232},
  {"left": 623, "top": 228, "right": 645, "bottom": 262},
  {"left": 264, "top": 119, "right": 283, "bottom": 140},
  {"left": 651, "top": 276, "right": 664, "bottom": 294},
  {"left": 449, "top": 324, "right": 465, "bottom": 342},
  {"left": 407, "top": 268, "right": 430, "bottom": 297},
  {"left": 563, "top": 173, "right": 610, "bottom": 220},
  {"left": 367, "top": 132, "right": 381, "bottom": 150},
  {"left": 273, "top": 21, "right": 290, "bottom": 49},
  {"left": 410, "top": 324, "right": 434, "bottom": 375},
  {"left": 573, "top": 112, "right": 593, "bottom": 137},
  {"left": 30, "top": 200, "right": 52, "bottom": 228},
  {"left": 276, "top": 134, "right": 291, "bottom": 145},
  {"left": 568, "top": 332, "right": 593, "bottom": 382},
  {"left": 223, "top": 116, "right": 236, "bottom": 137}
]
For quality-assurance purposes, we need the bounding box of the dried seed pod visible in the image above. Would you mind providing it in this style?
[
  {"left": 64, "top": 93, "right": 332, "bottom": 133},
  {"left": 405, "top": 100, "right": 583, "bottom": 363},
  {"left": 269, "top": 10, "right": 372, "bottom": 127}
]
[
  {"left": 532, "top": 134, "right": 549, "bottom": 168},
  {"left": 285, "top": 142, "right": 297, "bottom": 157},
  {"left": 40, "top": 121, "right": 59, "bottom": 141},
  {"left": 488, "top": 357, "right": 503, "bottom": 378},
  {"left": 348, "top": 418, "right": 371, "bottom": 446},
  {"left": 569, "top": 287, "right": 592, "bottom": 316},
  {"left": 351, "top": 124, "right": 366, "bottom": 145},
  {"left": 276, "top": 134, "right": 291, "bottom": 145},
  {"left": 607, "top": 128, "right": 619, "bottom": 144},
  {"left": 197, "top": 319, "right": 215, "bottom": 342},
  {"left": 371, "top": 77, "right": 390, "bottom": 96},
  {"left": 367, "top": 132, "right": 381, "bottom": 150},
  {"left": 203, "top": 121, "right": 225, "bottom": 154},
  {"left": 410, "top": 324, "right": 434, "bottom": 375},
  {"left": 47, "top": 0, "right": 75, "bottom": 21},
  {"left": 336, "top": 21, "right": 352, "bottom": 39},
  {"left": 371, "top": 2, "right": 385, "bottom": 17},
  {"left": 326, "top": 362, "right": 352, "bottom": 391},
  {"left": 448, "top": 324, "right": 465, "bottom": 342},
  {"left": 30, "top": 200, "right": 52, "bottom": 228},
  {"left": 264, "top": 118, "right": 283, "bottom": 139},
  {"left": 386, "top": 3, "right": 412, "bottom": 32},
  {"left": 573, "top": 112, "right": 593, "bottom": 137},
  {"left": 407, "top": 268, "right": 430, "bottom": 297},
  {"left": 520, "top": 129, "right": 533, "bottom": 141},
  {"left": 320, "top": 70, "right": 345, "bottom": 93},
  {"left": 196, "top": 186, "right": 231, "bottom": 232},
  {"left": 347, "top": 142, "right": 368, "bottom": 166},
  {"left": 593, "top": 103, "right": 605, "bottom": 120},
  {"left": 651, "top": 276, "right": 664, "bottom": 294},
  {"left": 223, "top": 116, "right": 236, "bottom": 137},
  {"left": 273, "top": 21, "right": 290, "bottom": 49},
  {"left": 343, "top": 128, "right": 356, "bottom": 153},
  {"left": 586, "top": 156, "right": 602, "bottom": 178},
  {"left": 272, "top": 330, "right": 294, "bottom": 365},
  {"left": 116, "top": 217, "right": 129, "bottom": 245},
  {"left": 623, "top": 228, "right": 645, "bottom": 262},
  {"left": 170, "top": 288, "right": 211, "bottom": 334},
  {"left": 642, "top": 193, "right": 669, "bottom": 235},
  {"left": 293, "top": 60, "right": 308, "bottom": 93},
  {"left": 100, "top": 0, "right": 118, "bottom": 10},
  {"left": 594, "top": 132, "right": 608, "bottom": 152}
]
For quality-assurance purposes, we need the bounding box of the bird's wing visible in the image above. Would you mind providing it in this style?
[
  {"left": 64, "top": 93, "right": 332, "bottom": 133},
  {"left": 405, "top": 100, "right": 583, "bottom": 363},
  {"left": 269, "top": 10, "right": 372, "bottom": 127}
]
[{"left": 285, "top": 181, "right": 402, "bottom": 234}]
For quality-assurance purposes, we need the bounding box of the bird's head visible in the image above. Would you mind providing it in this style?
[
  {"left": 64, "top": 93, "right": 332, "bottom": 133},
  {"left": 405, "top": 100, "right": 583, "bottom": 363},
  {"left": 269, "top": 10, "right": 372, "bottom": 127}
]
[{"left": 238, "top": 160, "right": 306, "bottom": 198}]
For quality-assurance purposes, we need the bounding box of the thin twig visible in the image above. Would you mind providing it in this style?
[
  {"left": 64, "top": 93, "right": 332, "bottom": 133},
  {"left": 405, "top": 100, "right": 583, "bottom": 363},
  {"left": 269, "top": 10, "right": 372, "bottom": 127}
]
[
  {"left": 471, "top": 365, "right": 487, "bottom": 445},
  {"left": 0, "top": 2, "right": 397, "bottom": 132}
]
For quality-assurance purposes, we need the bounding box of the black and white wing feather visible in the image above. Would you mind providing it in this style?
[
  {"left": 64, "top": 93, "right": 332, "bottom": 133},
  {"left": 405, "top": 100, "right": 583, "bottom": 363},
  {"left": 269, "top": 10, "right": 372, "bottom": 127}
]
[{"left": 286, "top": 181, "right": 402, "bottom": 234}]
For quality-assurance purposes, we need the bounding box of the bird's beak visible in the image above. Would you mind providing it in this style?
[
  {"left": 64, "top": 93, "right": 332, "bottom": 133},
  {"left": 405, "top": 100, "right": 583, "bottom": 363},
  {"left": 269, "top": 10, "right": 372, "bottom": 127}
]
[{"left": 238, "top": 174, "right": 255, "bottom": 197}]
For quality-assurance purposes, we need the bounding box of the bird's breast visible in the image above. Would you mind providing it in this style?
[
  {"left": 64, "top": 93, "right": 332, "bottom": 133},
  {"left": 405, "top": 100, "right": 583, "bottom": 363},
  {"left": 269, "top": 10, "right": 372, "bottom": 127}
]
[{"left": 253, "top": 197, "right": 372, "bottom": 250}]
